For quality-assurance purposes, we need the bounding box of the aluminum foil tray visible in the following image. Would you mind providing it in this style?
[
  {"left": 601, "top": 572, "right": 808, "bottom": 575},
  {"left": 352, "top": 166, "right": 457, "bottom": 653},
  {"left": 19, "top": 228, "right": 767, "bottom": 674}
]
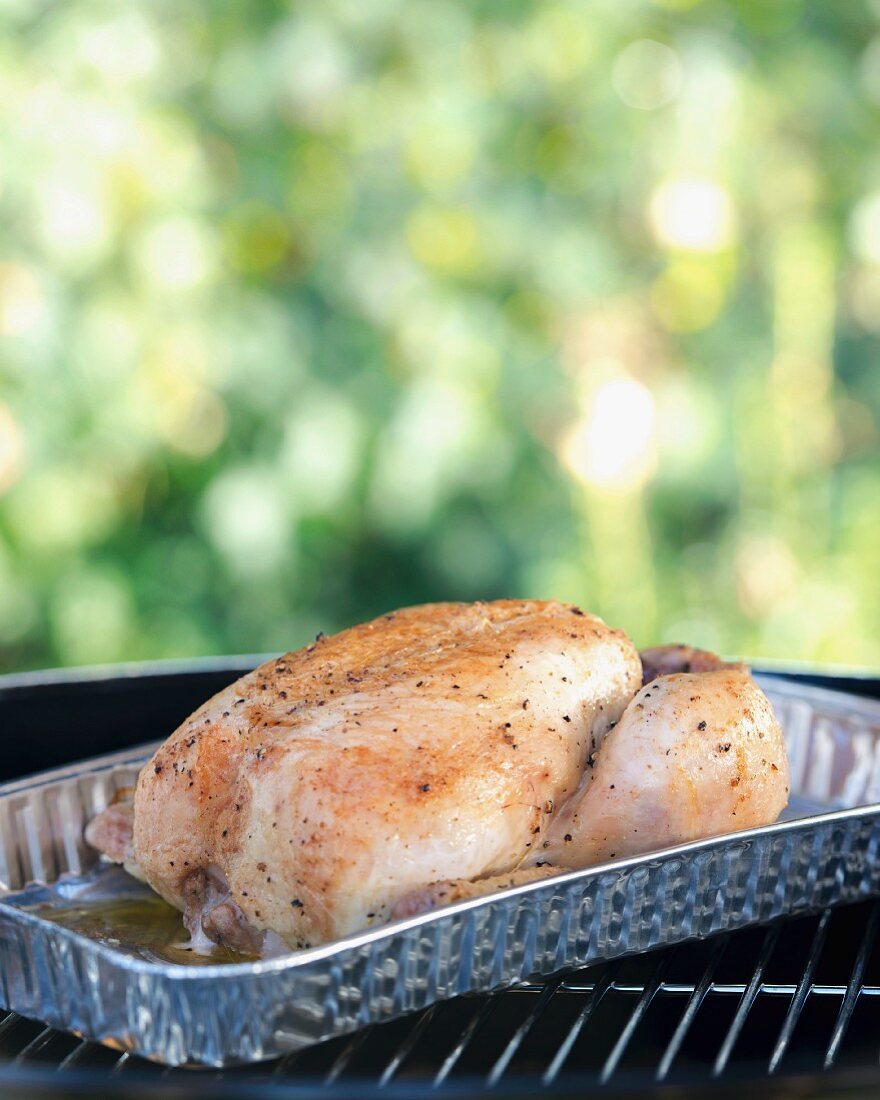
[{"left": 1, "top": 676, "right": 880, "bottom": 1067}]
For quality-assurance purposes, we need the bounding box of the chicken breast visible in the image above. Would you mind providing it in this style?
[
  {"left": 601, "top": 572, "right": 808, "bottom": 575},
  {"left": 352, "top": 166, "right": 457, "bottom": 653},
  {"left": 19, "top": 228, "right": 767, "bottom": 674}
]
[{"left": 86, "top": 600, "right": 789, "bottom": 951}]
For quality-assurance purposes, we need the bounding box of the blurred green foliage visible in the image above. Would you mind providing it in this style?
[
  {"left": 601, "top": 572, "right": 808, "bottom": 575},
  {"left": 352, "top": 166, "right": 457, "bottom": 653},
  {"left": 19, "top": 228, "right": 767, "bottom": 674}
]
[{"left": 0, "top": 0, "right": 878, "bottom": 672}]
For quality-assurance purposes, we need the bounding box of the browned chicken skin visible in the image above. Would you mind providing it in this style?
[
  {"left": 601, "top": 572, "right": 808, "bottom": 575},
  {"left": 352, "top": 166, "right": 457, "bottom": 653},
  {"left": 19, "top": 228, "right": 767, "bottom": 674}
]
[{"left": 86, "top": 601, "right": 789, "bottom": 951}]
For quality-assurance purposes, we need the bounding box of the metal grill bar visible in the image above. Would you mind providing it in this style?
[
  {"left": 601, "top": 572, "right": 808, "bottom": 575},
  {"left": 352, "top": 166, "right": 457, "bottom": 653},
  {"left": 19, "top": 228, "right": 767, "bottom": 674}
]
[
  {"left": 486, "top": 974, "right": 565, "bottom": 1085},
  {"left": 600, "top": 951, "right": 674, "bottom": 1083},
  {"left": 656, "top": 936, "right": 728, "bottom": 1080},
  {"left": 12, "top": 1026, "right": 54, "bottom": 1064},
  {"left": 714, "top": 924, "right": 781, "bottom": 1076},
  {"left": 433, "top": 999, "right": 498, "bottom": 1085},
  {"left": 542, "top": 963, "right": 620, "bottom": 1084},
  {"left": 272, "top": 1047, "right": 305, "bottom": 1077},
  {"left": 825, "top": 900, "right": 880, "bottom": 1068},
  {"left": 378, "top": 1003, "right": 439, "bottom": 1086},
  {"left": 768, "top": 908, "right": 832, "bottom": 1073},
  {"left": 324, "top": 1025, "right": 374, "bottom": 1084},
  {"left": 552, "top": 979, "right": 880, "bottom": 997},
  {"left": 57, "top": 1039, "right": 93, "bottom": 1071},
  {"left": 0, "top": 1012, "right": 21, "bottom": 1040},
  {"left": 110, "top": 1052, "right": 130, "bottom": 1074}
]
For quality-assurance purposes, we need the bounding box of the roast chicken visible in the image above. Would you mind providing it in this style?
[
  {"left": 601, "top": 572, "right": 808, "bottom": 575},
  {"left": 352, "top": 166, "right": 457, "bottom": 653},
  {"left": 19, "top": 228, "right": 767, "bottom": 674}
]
[{"left": 86, "top": 600, "right": 789, "bottom": 953}]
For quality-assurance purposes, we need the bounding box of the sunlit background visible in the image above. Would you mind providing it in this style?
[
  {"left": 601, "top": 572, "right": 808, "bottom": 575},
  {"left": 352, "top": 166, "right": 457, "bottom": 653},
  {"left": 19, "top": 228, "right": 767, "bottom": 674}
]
[{"left": 0, "top": 0, "right": 878, "bottom": 673}]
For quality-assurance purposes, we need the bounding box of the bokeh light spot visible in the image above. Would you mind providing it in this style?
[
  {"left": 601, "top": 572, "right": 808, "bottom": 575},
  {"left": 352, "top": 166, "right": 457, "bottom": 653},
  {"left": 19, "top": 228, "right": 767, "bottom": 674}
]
[
  {"left": 655, "top": 380, "right": 720, "bottom": 474},
  {"left": 286, "top": 142, "right": 352, "bottom": 224},
  {"left": 134, "top": 216, "right": 218, "bottom": 291},
  {"left": 527, "top": 6, "right": 595, "bottom": 82},
  {"left": 406, "top": 205, "right": 482, "bottom": 275},
  {"left": 223, "top": 202, "right": 291, "bottom": 275},
  {"left": 848, "top": 192, "right": 880, "bottom": 264},
  {"left": 736, "top": 535, "right": 800, "bottom": 620},
  {"left": 650, "top": 260, "right": 726, "bottom": 331},
  {"left": 51, "top": 569, "right": 133, "bottom": 666},
  {"left": 560, "top": 377, "right": 657, "bottom": 493},
  {"left": 612, "top": 39, "right": 683, "bottom": 110},
  {"left": 7, "top": 466, "right": 119, "bottom": 551},
  {"left": 649, "top": 177, "right": 736, "bottom": 252},
  {"left": 282, "top": 394, "right": 363, "bottom": 513},
  {"left": 848, "top": 266, "right": 880, "bottom": 332},
  {"left": 370, "top": 381, "right": 485, "bottom": 533},
  {"left": 159, "top": 388, "right": 229, "bottom": 459},
  {"left": 37, "top": 179, "right": 111, "bottom": 269},
  {"left": 0, "top": 404, "right": 25, "bottom": 495},
  {"left": 405, "top": 123, "right": 477, "bottom": 193},
  {"left": 0, "top": 264, "right": 46, "bottom": 336},
  {"left": 79, "top": 11, "right": 160, "bottom": 86},
  {"left": 860, "top": 36, "right": 880, "bottom": 105},
  {"left": 201, "top": 468, "right": 291, "bottom": 576},
  {"left": 274, "top": 17, "right": 351, "bottom": 124}
]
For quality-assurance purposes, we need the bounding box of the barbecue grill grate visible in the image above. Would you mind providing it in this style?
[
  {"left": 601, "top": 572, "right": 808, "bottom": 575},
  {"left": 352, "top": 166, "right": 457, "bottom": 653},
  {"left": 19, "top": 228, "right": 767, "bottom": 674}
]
[
  {"left": 4, "top": 898, "right": 880, "bottom": 1096},
  {"left": 2, "top": 664, "right": 879, "bottom": 1097}
]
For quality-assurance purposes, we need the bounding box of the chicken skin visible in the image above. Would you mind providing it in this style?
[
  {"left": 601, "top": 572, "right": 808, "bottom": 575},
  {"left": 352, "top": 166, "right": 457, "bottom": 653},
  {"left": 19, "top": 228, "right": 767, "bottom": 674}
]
[
  {"left": 86, "top": 600, "right": 789, "bottom": 951},
  {"left": 396, "top": 664, "right": 787, "bottom": 916}
]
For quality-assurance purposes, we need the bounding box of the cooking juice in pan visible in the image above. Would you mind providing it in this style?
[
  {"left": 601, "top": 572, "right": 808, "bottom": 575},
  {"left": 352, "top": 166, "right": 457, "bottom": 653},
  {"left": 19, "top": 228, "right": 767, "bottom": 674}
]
[{"left": 32, "top": 869, "right": 260, "bottom": 966}]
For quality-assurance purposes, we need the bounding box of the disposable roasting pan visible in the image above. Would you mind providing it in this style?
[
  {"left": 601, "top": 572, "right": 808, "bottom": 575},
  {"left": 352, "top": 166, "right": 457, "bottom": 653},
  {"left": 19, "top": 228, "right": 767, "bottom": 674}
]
[{"left": 1, "top": 675, "right": 879, "bottom": 1066}]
